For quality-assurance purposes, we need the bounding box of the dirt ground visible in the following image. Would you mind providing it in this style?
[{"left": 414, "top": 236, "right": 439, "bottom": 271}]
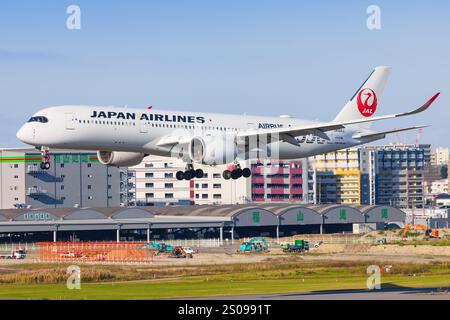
[
  {"left": 1, "top": 229, "right": 450, "bottom": 267},
  {"left": 1, "top": 242, "right": 448, "bottom": 267}
]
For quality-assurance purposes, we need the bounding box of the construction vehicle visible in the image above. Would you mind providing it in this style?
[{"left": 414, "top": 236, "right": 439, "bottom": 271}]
[
  {"left": 402, "top": 224, "right": 440, "bottom": 239},
  {"left": 170, "top": 246, "right": 193, "bottom": 259},
  {"left": 0, "top": 246, "right": 26, "bottom": 259},
  {"left": 239, "top": 237, "right": 269, "bottom": 253},
  {"left": 281, "top": 239, "right": 310, "bottom": 253},
  {"left": 146, "top": 242, "right": 173, "bottom": 254}
]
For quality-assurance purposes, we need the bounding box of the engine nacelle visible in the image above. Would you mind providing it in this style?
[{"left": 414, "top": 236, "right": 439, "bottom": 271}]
[
  {"left": 97, "top": 151, "right": 145, "bottom": 167},
  {"left": 188, "top": 135, "right": 238, "bottom": 165}
]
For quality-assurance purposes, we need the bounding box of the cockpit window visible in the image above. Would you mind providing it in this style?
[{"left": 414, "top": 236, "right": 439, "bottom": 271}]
[{"left": 28, "top": 116, "right": 48, "bottom": 123}]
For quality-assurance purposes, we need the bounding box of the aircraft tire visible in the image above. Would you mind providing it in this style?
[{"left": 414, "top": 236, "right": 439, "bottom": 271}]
[
  {"left": 242, "top": 168, "right": 251, "bottom": 178},
  {"left": 222, "top": 170, "right": 232, "bottom": 180},
  {"left": 176, "top": 171, "right": 185, "bottom": 181},
  {"left": 195, "top": 169, "right": 204, "bottom": 178}
]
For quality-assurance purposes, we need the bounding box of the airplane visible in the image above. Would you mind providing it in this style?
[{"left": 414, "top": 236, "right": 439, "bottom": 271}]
[{"left": 16, "top": 66, "right": 439, "bottom": 181}]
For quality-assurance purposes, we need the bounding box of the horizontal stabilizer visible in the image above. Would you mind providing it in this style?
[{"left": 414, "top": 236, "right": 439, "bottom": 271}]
[{"left": 352, "top": 125, "right": 429, "bottom": 140}]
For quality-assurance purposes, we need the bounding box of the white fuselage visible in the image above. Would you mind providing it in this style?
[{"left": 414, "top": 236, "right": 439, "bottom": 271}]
[{"left": 17, "top": 105, "right": 378, "bottom": 161}]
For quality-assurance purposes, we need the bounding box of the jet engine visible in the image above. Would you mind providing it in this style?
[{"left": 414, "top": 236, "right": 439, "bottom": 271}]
[
  {"left": 188, "top": 135, "right": 238, "bottom": 165},
  {"left": 97, "top": 151, "right": 145, "bottom": 167}
]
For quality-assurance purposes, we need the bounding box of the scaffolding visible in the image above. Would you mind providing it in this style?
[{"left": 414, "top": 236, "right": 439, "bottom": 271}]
[{"left": 38, "top": 242, "right": 154, "bottom": 263}]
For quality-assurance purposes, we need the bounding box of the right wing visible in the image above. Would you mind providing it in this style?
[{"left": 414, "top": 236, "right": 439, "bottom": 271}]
[{"left": 237, "top": 92, "right": 440, "bottom": 143}]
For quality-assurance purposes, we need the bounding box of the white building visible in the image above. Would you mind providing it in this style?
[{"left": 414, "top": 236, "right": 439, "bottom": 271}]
[
  {"left": 430, "top": 179, "right": 448, "bottom": 195},
  {"left": 435, "top": 147, "right": 449, "bottom": 166},
  {"left": 128, "top": 155, "right": 251, "bottom": 206}
]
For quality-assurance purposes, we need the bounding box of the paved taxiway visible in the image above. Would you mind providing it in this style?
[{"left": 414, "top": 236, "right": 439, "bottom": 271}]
[{"left": 198, "top": 287, "right": 450, "bottom": 300}]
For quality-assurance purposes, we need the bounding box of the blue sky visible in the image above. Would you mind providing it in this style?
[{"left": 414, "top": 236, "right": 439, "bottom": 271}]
[{"left": 0, "top": 1, "right": 449, "bottom": 148}]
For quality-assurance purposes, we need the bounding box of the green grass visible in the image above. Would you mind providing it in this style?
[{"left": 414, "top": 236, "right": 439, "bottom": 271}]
[
  {"left": 1, "top": 259, "right": 448, "bottom": 299},
  {"left": 0, "top": 270, "right": 448, "bottom": 299}
]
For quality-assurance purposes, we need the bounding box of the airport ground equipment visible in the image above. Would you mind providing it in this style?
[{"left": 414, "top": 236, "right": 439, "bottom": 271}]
[
  {"left": 313, "top": 241, "right": 324, "bottom": 248},
  {"left": 0, "top": 246, "right": 26, "bottom": 259},
  {"left": 402, "top": 224, "right": 440, "bottom": 239},
  {"left": 281, "top": 240, "right": 310, "bottom": 253},
  {"left": 239, "top": 237, "right": 269, "bottom": 253},
  {"left": 373, "top": 238, "right": 387, "bottom": 245},
  {"left": 170, "top": 246, "right": 193, "bottom": 259}
]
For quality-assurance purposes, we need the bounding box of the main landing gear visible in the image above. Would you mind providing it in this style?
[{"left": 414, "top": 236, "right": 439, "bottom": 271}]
[
  {"left": 223, "top": 163, "right": 251, "bottom": 180},
  {"left": 38, "top": 147, "right": 51, "bottom": 170},
  {"left": 176, "top": 164, "right": 204, "bottom": 181}
]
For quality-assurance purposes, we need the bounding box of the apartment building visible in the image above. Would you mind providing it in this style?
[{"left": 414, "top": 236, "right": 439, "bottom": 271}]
[
  {"left": 251, "top": 159, "right": 307, "bottom": 203},
  {"left": 310, "top": 149, "right": 361, "bottom": 204},
  {"left": 360, "top": 144, "right": 431, "bottom": 208},
  {"left": 127, "top": 156, "right": 250, "bottom": 205}
]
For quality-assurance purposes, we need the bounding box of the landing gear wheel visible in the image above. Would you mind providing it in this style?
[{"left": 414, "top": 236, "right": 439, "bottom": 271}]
[
  {"left": 242, "top": 168, "right": 251, "bottom": 178},
  {"left": 176, "top": 171, "right": 185, "bottom": 181},
  {"left": 195, "top": 169, "right": 204, "bottom": 179},
  {"left": 38, "top": 147, "right": 51, "bottom": 170},
  {"left": 184, "top": 170, "right": 193, "bottom": 180},
  {"left": 40, "top": 162, "right": 50, "bottom": 170},
  {"left": 231, "top": 170, "right": 241, "bottom": 180},
  {"left": 223, "top": 170, "right": 232, "bottom": 180}
]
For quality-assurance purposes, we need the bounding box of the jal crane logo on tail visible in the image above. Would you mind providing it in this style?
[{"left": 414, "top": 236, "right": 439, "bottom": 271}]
[{"left": 357, "top": 88, "right": 378, "bottom": 117}]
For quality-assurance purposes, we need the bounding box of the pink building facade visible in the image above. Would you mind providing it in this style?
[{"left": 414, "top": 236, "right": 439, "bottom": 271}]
[{"left": 251, "top": 160, "right": 305, "bottom": 202}]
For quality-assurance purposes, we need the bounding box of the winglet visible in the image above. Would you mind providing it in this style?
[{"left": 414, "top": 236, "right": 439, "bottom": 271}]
[
  {"left": 425, "top": 92, "right": 440, "bottom": 107},
  {"left": 399, "top": 92, "right": 440, "bottom": 117}
]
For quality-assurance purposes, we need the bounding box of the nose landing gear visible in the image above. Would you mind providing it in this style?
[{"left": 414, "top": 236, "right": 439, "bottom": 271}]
[
  {"left": 38, "top": 147, "right": 51, "bottom": 170},
  {"left": 223, "top": 163, "right": 251, "bottom": 180},
  {"left": 176, "top": 164, "right": 204, "bottom": 181}
]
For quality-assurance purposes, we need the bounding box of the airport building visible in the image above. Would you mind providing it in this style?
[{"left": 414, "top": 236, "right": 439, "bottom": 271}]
[
  {"left": 0, "top": 148, "right": 124, "bottom": 210},
  {"left": 0, "top": 204, "right": 407, "bottom": 243}
]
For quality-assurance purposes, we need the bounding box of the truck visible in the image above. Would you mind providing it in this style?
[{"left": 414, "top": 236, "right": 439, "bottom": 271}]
[
  {"left": 281, "top": 240, "right": 309, "bottom": 253},
  {"left": 0, "top": 247, "right": 27, "bottom": 259},
  {"left": 170, "top": 246, "right": 193, "bottom": 259}
]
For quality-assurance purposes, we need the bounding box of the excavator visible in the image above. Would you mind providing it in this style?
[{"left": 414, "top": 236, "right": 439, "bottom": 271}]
[{"left": 402, "top": 223, "right": 440, "bottom": 239}]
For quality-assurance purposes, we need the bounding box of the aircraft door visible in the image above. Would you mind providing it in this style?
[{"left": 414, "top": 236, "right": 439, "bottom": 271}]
[
  {"left": 140, "top": 121, "right": 149, "bottom": 133},
  {"left": 65, "top": 113, "right": 76, "bottom": 130}
]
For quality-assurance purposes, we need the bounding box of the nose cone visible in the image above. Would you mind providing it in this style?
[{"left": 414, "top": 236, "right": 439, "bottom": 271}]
[{"left": 16, "top": 125, "right": 32, "bottom": 144}]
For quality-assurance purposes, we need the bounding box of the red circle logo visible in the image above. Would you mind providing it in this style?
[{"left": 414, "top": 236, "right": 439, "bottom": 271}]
[{"left": 357, "top": 88, "right": 377, "bottom": 117}]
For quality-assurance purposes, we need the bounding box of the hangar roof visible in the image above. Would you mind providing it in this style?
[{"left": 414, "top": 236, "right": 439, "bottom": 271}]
[{"left": 0, "top": 203, "right": 407, "bottom": 233}]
